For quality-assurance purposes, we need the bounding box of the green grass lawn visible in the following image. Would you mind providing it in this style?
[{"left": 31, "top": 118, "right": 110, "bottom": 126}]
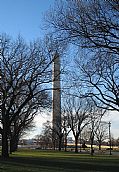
[{"left": 0, "top": 149, "right": 119, "bottom": 172}]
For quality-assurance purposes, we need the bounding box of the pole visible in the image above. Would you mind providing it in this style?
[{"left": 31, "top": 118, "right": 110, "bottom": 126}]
[
  {"left": 80, "top": 133, "right": 81, "bottom": 152},
  {"left": 108, "top": 122, "right": 112, "bottom": 155}
]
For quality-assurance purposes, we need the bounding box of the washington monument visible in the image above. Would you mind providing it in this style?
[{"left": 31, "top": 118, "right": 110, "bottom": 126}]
[{"left": 52, "top": 52, "right": 61, "bottom": 148}]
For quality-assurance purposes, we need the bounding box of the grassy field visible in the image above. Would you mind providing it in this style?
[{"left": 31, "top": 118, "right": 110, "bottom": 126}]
[{"left": 0, "top": 149, "right": 119, "bottom": 172}]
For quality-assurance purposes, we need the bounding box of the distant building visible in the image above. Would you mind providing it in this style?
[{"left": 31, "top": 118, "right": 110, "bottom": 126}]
[{"left": 67, "top": 137, "right": 74, "bottom": 144}]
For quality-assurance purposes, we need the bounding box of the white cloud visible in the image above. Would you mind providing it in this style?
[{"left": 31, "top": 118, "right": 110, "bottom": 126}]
[
  {"left": 26, "top": 112, "right": 52, "bottom": 139},
  {"left": 102, "top": 111, "right": 119, "bottom": 139},
  {"left": 26, "top": 110, "right": 119, "bottom": 139}
]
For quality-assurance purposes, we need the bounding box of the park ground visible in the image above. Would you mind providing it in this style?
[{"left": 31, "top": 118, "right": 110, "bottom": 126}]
[{"left": 0, "top": 149, "right": 119, "bottom": 172}]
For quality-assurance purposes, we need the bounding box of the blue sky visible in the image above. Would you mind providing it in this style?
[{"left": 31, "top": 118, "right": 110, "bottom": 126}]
[
  {"left": 0, "top": 0, "right": 55, "bottom": 138},
  {"left": 0, "top": 0, "right": 55, "bottom": 41}
]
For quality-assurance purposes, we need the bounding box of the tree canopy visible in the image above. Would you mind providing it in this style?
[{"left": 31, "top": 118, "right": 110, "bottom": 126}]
[
  {"left": 0, "top": 34, "right": 51, "bottom": 158},
  {"left": 45, "top": 0, "right": 119, "bottom": 111}
]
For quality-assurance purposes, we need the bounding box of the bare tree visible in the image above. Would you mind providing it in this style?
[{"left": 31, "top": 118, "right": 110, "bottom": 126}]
[
  {"left": 63, "top": 96, "right": 91, "bottom": 153},
  {"left": 88, "top": 107, "right": 106, "bottom": 155},
  {"left": 81, "top": 128, "right": 91, "bottom": 144},
  {"left": 38, "top": 118, "right": 66, "bottom": 151},
  {"left": 75, "top": 51, "right": 119, "bottom": 111},
  {"left": 95, "top": 122, "right": 108, "bottom": 150},
  {"left": 46, "top": 0, "right": 119, "bottom": 55},
  {"left": 0, "top": 34, "right": 51, "bottom": 158},
  {"left": 61, "top": 109, "right": 71, "bottom": 151},
  {"left": 45, "top": 0, "right": 119, "bottom": 111},
  {"left": 51, "top": 112, "right": 70, "bottom": 151},
  {"left": 36, "top": 121, "right": 53, "bottom": 149}
]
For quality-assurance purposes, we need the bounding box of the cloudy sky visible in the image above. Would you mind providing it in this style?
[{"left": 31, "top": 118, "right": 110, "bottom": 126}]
[
  {"left": 29, "top": 111, "right": 119, "bottom": 139},
  {"left": 102, "top": 111, "right": 119, "bottom": 139}
]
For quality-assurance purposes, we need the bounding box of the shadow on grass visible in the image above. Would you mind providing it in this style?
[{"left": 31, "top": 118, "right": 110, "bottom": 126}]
[{"left": 0, "top": 154, "right": 119, "bottom": 172}]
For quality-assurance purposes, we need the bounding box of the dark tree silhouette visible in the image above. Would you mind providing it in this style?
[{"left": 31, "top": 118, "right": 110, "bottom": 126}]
[
  {"left": 0, "top": 34, "right": 51, "bottom": 158},
  {"left": 63, "top": 96, "right": 91, "bottom": 153},
  {"left": 45, "top": 0, "right": 119, "bottom": 111}
]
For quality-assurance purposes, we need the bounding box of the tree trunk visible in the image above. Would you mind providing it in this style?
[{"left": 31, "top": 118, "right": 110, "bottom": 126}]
[
  {"left": 64, "top": 136, "right": 67, "bottom": 152},
  {"left": 10, "top": 136, "right": 19, "bottom": 154},
  {"left": 2, "top": 130, "right": 9, "bottom": 158},
  {"left": 90, "top": 136, "right": 94, "bottom": 156},
  {"left": 52, "top": 139, "right": 56, "bottom": 150},
  {"left": 99, "top": 142, "right": 101, "bottom": 150},
  {"left": 58, "top": 135, "right": 63, "bottom": 151},
  {"left": 59, "top": 138, "right": 62, "bottom": 151},
  {"left": 75, "top": 137, "right": 78, "bottom": 153},
  {"left": 1, "top": 108, "right": 9, "bottom": 158}
]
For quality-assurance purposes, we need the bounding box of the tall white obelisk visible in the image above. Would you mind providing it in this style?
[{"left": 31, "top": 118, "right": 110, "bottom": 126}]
[{"left": 52, "top": 52, "right": 61, "bottom": 146}]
